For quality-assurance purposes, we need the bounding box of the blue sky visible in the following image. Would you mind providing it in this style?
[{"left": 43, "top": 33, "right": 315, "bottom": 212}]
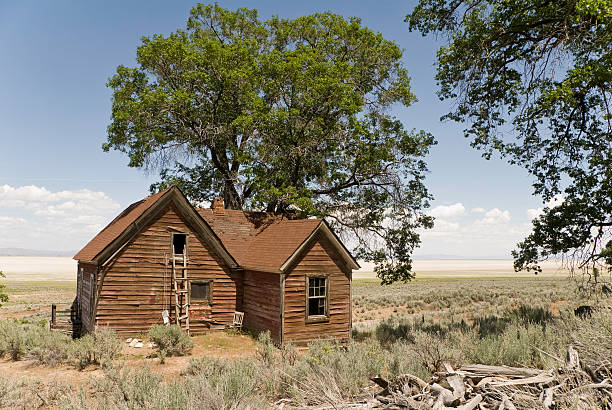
[{"left": 0, "top": 1, "right": 544, "bottom": 257}]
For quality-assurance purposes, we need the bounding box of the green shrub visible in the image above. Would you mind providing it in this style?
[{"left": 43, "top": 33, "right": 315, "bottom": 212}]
[
  {"left": 473, "top": 315, "right": 510, "bottom": 338},
  {"left": 0, "top": 320, "right": 76, "bottom": 365},
  {"left": 198, "top": 358, "right": 259, "bottom": 406},
  {"left": 0, "top": 375, "right": 13, "bottom": 407},
  {"left": 387, "top": 341, "right": 432, "bottom": 381},
  {"left": 0, "top": 376, "right": 73, "bottom": 409},
  {"left": 464, "top": 322, "right": 559, "bottom": 368},
  {"left": 85, "top": 364, "right": 167, "bottom": 409},
  {"left": 0, "top": 271, "right": 7, "bottom": 308},
  {"left": 68, "top": 328, "right": 121, "bottom": 370},
  {"left": 0, "top": 320, "right": 27, "bottom": 360},
  {"left": 0, "top": 320, "right": 41, "bottom": 361},
  {"left": 92, "top": 328, "right": 122, "bottom": 366},
  {"left": 68, "top": 334, "right": 95, "bottom": 370},
  {"left": 472, "top": 305, "right": 553, "bottom": 339},
  {"left": 506, "top": 304, "right": 553, "bottom": 327},
  {"left": 179, "top": 357, "right": 265, "bottom": 408},
  {"left": 30, "top": 330, "right": 71, "bottom": 366},
  {"left": 292, "top": 339, "right": 385, "bottom": 399},
  {"left": 280, "top": 341, "right": 298, "bottom": 366},
  {"left": 255, "top": 331, "right": 275, "bottom": 365},
  {"left": 413, "top": 318, "right": 468, "bottom": 338},
  {"left": 409, "top": 330, "right": 465, "bottom": 373},
  {"left": 148, "top": 325, "right": 193, "bottom": 361},
  {"left": 375, "top": 315, "right": 413, "bottom": 345},
  {"left": 182, "top": 356, "right": 211, "bottom": 376}
]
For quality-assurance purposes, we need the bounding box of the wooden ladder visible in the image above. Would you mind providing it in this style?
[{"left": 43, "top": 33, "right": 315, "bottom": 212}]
[{"left": 171, "top": 253, "right": 190, "bottom": 334}]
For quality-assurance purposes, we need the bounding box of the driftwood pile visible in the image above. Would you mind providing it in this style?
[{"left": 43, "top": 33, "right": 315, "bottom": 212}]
[{"left": 366, "top": 347, "right": 612, "bottom": 409}]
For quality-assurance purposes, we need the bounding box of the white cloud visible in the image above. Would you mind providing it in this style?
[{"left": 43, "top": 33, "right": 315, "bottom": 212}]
[
  {"left": 526, "top": 208, "right": 543, "bottom": 220},
  {"left": 428, "top": 219, "right": 461, "bottom": 237},
  {"left": 476, "top": 208, "right": 511, "bottom": 225},
  {"left": 0, "top": 185, "right": 121, "bottom": 250},
  {"left": 526, "top": 195, "right": 565, "bottom": 221},
  {"left": 428, "top": 203, "right": 466, "bottom": 219},
  {"left": 417, "top": 205, "right": 533, "bottom": 258},
  {"left": 0, "top": 216, "right": 27, "bottom": 228}
]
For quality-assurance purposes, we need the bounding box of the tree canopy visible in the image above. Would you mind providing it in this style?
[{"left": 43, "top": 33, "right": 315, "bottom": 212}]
[
  {"left": 105, "top": 4, "right": 435, "bottom": 283},
  {"left": 407, "top": 0, "right": 612, "bottom": 278}
]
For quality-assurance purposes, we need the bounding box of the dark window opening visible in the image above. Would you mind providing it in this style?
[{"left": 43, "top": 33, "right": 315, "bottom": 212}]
[
  {"left": 307, "top": 277, "right": 327, "bottom": 317},
  {"left": 173, "top": 234, "right": 186, "bottom": 255},
  {"left": 191, "top": 282, "right": 211, "bottom": 303}
]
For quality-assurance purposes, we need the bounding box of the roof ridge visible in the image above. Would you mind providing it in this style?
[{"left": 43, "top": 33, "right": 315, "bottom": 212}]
[
  {"left": 73, "top": 187, "right": 173, "bottom": 261},
  {"left": 75, "top": 188, "right": 354, "bottom": 272}
]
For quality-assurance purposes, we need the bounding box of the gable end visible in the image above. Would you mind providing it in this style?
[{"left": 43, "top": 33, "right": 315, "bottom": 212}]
[{"left": 82, "top": 188, "right": 238, "bottom": 270}]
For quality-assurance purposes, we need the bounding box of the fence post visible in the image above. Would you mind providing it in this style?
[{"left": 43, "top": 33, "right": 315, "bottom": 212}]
[{"left": 51, "top": 304, "right": 56, "bottom": 328}]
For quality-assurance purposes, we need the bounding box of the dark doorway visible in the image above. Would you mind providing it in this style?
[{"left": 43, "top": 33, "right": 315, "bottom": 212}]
[{"left": 173, "top": 233, "right": 186, "bottom": 255}]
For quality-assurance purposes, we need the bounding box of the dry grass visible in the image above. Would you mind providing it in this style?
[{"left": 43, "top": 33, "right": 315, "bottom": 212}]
[
  {"left": 352, "top": 277, "right": 582, "bottom": 325},
  {"left": 1, "top": 267, "right": 610, "bottom": 408},
  {"left": 0, "top": 280, "right": 75, "bottom": 321}
]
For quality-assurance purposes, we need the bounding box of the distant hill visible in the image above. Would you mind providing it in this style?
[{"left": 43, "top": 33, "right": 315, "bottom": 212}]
[{"left": 0, "top": 248, "right": 75, "bottom": 257}]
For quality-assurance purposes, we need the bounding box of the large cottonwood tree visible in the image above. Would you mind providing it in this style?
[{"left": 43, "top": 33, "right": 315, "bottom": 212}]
[
  {"left": 105, "top": 4, "right": 435, "bottom": 283},
  {"left": 407, "top": 0, "right": 612, "bottom": 279}
]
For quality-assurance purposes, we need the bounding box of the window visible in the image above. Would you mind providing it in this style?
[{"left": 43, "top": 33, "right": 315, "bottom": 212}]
[
  {"left": 172, "top": 233, "right": 187, "bottom": 255},
  {"left": 306, "top": 276, "right": 329, "bottom": 321},
  {"left": 191, "top": 281, "right": 211, "bottom": 303}
]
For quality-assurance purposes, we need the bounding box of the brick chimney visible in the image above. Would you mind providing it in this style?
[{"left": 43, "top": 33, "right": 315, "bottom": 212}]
[{"left": 212, "top": 197, "right": 224, "bottom": 214}]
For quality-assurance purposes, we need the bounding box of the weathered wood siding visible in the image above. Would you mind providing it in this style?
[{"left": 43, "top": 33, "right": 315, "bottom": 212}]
[
  {"left": 95, "top": 204, "right": 241, "bottom": 336},
  {"left": 282, "top": 233, "right": 352, "bottom": 345},
  {"left": 77, "top": 262, "right": 97, "bottom": 334},
  {"left": 242, "top": 270, "right": 281, "bottom": 343}
]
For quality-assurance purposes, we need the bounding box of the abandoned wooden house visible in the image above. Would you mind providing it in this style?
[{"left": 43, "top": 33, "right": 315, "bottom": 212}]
[{"left": 72, "top": 186, "right": 359, "bottom": 345}]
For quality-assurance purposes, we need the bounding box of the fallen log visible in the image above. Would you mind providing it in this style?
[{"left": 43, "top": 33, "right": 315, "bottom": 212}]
[
  {"left": 362, "top": 346, "right": 611, "bottom": 410},
  {"left": 458, "top": 364, "right": 542, "bottom": 379},
  {"left": 485, "top": 372, "right": 555, "bottom": 387},
  {"left": 457, "top": 394, "right": 481, "bottom": 410},
  {"left": 566, "top": 345, "right": 580, "bottom": 370},
  {"left": 430, "top": 383, "right": 460, "bottom": 407},
  {"left": 541, "top": 387, "right": 554, "bottom": 408},
  {"left": 370, "top": 375, "right": 388, "bottom": 389},
  {"left": 500, "top": 394, "right": 517, "bottom": 410}
]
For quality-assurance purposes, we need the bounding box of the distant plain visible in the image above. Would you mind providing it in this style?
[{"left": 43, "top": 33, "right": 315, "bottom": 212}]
[
  {"left": 0, "top": 256, "right": 569, "bottom": 281},
  {"left": 0, "top": 256, "right": 574, "bottom": 322}
]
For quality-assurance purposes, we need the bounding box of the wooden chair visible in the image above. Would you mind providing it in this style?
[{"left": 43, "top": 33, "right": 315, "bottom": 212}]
[{"left": 232, "top": 311, "right": 244, "bottom": 330}]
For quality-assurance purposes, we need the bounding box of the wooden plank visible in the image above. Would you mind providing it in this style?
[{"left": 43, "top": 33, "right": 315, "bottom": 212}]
[
  {"left": 242, "top": 270, "right": 281, "bottom": 343},
  {"left": 95, "top": 204, "right": 239, "bottom": 336},
  {"left": 282, "top": 233, "right": 351, "bottom": 345}
]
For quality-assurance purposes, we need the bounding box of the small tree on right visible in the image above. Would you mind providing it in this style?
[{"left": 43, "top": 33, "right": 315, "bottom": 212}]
[
  {"left": 407, "top": 0, "right": 612, "bottom": 283},
  {"left": 0, "top": 270, "right": 8, "bottom": 307}
]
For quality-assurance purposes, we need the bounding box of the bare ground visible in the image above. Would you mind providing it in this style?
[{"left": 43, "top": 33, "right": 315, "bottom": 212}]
[{"left": 0, "top": 331, "right": 257, "bottom": 386}]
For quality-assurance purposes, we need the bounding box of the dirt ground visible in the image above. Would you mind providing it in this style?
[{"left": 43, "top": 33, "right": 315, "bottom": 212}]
[{"left": 0, "top": 331, "right": 258, "bottom": 386}]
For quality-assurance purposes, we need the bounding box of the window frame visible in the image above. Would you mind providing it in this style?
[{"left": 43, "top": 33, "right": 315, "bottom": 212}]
[
  {"left": 305, "top": 274, "right": 330, "bottom": 323},
  {"left": 189, "top": 280, "right": 212, "bottom": 304}
]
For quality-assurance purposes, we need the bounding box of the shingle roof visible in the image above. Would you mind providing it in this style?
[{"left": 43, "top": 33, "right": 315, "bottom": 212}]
[
  {"left": 73, "top": 188, "right": 172, "bottom": 262},
  {"left": 198, "top": 209, "right": 322, "bottom": 272},
  {"left": 74, "top": 188, "right": 357, "bottom": 272}
]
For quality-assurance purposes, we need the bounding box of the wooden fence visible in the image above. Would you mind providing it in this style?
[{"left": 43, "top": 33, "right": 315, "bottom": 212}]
[{"left": 50, "top": 298, "right": 81, "bottom": 338}]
